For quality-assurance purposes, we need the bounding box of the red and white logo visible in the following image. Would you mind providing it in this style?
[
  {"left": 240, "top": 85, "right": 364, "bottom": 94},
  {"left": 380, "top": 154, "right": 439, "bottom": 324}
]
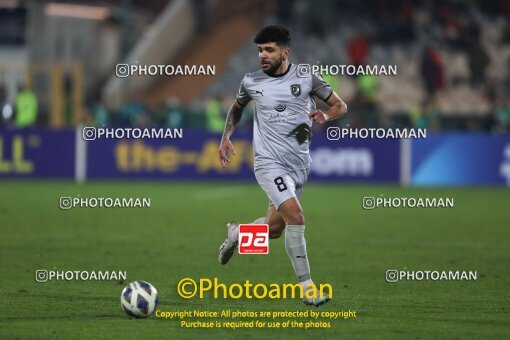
[{"left": 238, "top": 224, "right": 269, "bottom": 254}]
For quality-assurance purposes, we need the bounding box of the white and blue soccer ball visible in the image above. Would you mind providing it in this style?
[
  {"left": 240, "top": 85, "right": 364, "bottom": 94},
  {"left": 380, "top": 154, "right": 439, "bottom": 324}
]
[{"left": 121, "top": 281, "right": 158, "bottom": 318}]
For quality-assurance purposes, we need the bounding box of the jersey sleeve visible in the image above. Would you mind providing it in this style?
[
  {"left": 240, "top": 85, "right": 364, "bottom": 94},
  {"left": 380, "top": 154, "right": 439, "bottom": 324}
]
[
  {"left": 310, "top": 73, "right": 333, "bottom": 102},
  {"left": 236, "top": 77, "right": 252, "bottom": 106}
]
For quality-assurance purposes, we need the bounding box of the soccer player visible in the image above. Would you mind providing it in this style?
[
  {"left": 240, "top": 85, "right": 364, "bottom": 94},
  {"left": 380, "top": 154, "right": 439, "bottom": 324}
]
[{"left": 217, "top": 25, "right": 347, "bottom": 307}]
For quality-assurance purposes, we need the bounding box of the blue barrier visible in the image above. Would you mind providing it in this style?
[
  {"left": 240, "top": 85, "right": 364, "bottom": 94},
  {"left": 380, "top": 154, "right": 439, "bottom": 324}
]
[
  {"left": 1, "top": 128, "right": 509, "bottom": 186},
  {"left": 85, "top": 130, "right": 400, "bottom": 182},
  {"left": 0, "top": 129, "right": 75, "bottom": 178},
  {"left": 411, "top": 134, "right": 510, "bottom": 186}
]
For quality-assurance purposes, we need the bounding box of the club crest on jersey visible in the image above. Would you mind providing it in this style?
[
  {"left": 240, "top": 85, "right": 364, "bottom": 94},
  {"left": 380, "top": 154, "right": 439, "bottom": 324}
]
[
  {"left": 274, "top": 104, "right": 286, "bottom": 112},
  {"left": 290, "top": 84, "right": 301, "bottom": 97}
]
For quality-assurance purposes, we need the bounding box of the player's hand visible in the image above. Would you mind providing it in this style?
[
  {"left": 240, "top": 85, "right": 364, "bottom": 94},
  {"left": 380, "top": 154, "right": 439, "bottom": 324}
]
[
  {"left": 219, "top": 138, "right": 236, "bottom": 168},
  {"left": 308, "top": 109, "right": 328, "bottom": 124}
]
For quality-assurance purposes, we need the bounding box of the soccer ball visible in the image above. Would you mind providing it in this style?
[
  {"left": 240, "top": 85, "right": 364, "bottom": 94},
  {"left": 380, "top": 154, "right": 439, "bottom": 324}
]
[{"left": 120, "top": 281, "right": 158, "bottom": 318}]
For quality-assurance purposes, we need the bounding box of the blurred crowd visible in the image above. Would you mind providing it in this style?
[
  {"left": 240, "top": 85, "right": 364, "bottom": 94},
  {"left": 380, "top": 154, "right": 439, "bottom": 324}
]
[
  {"left": 279, "top": 0, "right": 510, "bottom": 133},
  {"left": 0, "top": 85, "right": 38, "bottom": 129},
  {"left": 1, "top": 0, "right": 510, "bottom": 133}
]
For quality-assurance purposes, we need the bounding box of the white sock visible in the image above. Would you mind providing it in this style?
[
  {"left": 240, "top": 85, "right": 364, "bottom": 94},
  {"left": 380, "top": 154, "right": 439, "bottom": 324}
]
[
  {"left": 285, "top": 225, "right": 312, "bottom": 283},
  {"left": 251, "top": 217, "right": 265, "bottom": 224}
]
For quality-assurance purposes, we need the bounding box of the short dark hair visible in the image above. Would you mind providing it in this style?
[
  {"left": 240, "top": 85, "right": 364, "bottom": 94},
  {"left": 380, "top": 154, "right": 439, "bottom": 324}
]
[{"left": 254, "top": 25, "right": 291, "bottom": 47}]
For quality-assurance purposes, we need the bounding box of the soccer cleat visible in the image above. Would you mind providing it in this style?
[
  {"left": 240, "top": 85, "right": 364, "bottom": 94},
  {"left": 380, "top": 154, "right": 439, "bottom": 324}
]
[
  {"left": 303, "top": 288, "right": 331, "bottom": 307},
  {"left": 218, "top": 221, "right": 239, "bottom": 265}
]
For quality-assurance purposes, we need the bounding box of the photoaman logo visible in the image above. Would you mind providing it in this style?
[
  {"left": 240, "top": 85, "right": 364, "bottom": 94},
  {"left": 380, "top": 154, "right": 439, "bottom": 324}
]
[
  {"left": 238, "top": 224, "right": 269, "bottom": 254},
  {"left": 176, "top": 277, "right": 333, "bottom": 300}
]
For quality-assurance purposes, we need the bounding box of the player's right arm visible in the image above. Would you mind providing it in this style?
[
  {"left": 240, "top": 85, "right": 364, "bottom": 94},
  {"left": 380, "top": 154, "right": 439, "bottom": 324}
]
[
  {"left": 219, "top": 100, "right": 244, "bottom": 167},
  {"left": 219, "top": 77, "right": 252, "bottom": 168}
]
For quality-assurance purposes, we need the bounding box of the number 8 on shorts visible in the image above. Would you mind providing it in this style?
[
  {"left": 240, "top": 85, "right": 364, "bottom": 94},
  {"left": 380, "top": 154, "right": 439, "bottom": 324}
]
[{"left": 274, "top": 176, "right": 288, "bottom": 192}]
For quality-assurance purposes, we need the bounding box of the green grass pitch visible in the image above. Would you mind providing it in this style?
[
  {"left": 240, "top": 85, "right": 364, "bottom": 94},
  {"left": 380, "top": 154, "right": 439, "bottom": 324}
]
[{"left": 0, "top": 181, "right": 509, "bottom": 339}]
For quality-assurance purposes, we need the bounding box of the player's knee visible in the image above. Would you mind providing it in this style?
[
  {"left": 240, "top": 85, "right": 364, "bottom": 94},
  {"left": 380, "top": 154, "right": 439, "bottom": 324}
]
[{"left": 286, "top": 211, "right": 305, "bottom": 225}]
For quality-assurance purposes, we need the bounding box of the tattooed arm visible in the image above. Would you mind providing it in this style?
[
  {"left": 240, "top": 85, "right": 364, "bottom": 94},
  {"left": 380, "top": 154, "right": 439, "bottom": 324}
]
[{"left": 219, "top": 100, "right": 245, "bottom": 168}]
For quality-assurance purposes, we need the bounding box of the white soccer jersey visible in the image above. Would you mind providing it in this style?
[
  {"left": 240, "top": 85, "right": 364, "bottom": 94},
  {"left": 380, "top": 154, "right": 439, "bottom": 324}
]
[{"left": 236, "top": 64, "right": 333, "bottom": 171}]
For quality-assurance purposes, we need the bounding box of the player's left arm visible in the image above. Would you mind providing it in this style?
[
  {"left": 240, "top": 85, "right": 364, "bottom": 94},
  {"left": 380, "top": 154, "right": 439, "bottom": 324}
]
[{"left": 309, "top": 91, "right": 347, "bottom": 124}]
